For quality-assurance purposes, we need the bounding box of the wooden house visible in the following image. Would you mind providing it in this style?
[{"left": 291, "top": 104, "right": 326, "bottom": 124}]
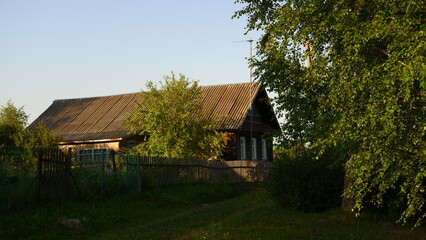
[{"left": 29, "top": 83, "right": 280, "bottom": 162}]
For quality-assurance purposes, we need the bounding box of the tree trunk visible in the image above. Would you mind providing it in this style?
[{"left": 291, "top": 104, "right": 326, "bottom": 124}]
[
  {"left": 341, "top": 157, "right": 355, "bottom": 212},
  {"left": 304, "top": 40, "right": 312, "bottom": 68}
]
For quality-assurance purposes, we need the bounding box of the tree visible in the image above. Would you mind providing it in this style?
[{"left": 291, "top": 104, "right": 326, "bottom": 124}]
[
  {"left": 234, "top": 0, "right": 426, "bottom": 226},
  {"left": 0, "top": 101, "right": 31, "bottom": 173},
  {"left": 29, "top": 122, "right": 62, "bottom": 154},
  {"left": 0, "top": 101, "right": 61, "bottom": 175},
  {"left": 126, "top": 73, "right": 223, "bottom": 159}
]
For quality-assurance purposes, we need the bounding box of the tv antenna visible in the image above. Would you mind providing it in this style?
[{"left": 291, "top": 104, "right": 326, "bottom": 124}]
[
  {"left": 232, "top": 39, "right": 253, "bottom": 83},
  {"left": 233, "top": 39, "right": 255, "bottom": 160}
]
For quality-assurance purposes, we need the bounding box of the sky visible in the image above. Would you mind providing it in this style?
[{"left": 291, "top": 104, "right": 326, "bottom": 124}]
[{"left": 0, "top": 0, "right": 261, "bottom": 124}]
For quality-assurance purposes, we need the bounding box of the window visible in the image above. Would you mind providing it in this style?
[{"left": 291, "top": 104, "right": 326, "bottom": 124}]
[
  {"left": 78, "top": 148, "right": 108, "bottom": 163},
  {"left": 239, "top": 136, "right": 246, "bottom": 160},
  {"left": 262, "top": 139, "right": 268, "bottom": 160},
  {"left": 252, "top": 138, "right": 257, "bottom": 160}
]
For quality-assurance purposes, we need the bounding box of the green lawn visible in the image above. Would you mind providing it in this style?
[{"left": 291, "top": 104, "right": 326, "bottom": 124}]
[{"left": 1, "top": 183, "right": 425, "bottom": 240}]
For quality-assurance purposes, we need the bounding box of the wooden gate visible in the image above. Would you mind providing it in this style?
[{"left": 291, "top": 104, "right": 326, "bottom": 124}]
[{"left": 37, "top": 148, "right": 72, "bottom": 200}]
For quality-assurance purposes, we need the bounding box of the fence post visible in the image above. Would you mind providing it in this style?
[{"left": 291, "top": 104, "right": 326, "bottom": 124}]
[
  {"left": 65, "top": 148, "right": 72, "bottom": 199},
  {"left": 137, "top": 155, "right": 142, "bottom": 193},
  {"left": 36, "top": 150, "right": 43, "bottom": 200},
  {"left": 110, "top": 150, "right": 117, "bottom": 181},
  {"left": 100, "top": 150, "right": 105, "bottom": 195}
]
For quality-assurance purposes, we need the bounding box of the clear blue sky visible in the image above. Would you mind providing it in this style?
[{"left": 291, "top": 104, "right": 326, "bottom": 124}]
[{"left": 0, "top": 0, "right": 260, "bottom": 123}]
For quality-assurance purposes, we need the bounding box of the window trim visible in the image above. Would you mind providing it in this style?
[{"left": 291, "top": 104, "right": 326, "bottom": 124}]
[
  {"left": 77, "top": 148, "right": 108, "bottom": 163},
  {"left": 252, "top": 137, "right": 257, "bottom": 160},
  {"left": 239, "top": 136, "right": 246, "bottom": 160},
  {"left": 261, "top": 139, "right": 267, "bottom": 160}
]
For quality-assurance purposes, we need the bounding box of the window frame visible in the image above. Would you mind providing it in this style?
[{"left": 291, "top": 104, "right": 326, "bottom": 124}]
[
  {"left": 77, "top": 148, "right": 108, "bottom": 163},
  {"left": 239, "top": 136, "right": 246, "bottom": 160},
  {"left": 261, "top": 139, "right": 268, "bottom": 161},
  {"left": 252, "top": 137, "right": 257, "bottom": 160}
]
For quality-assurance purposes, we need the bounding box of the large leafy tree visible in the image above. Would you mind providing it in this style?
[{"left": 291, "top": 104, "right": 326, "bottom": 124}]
[
  {"left": 0, "top": 101, "right": 61, "bottom": 174},
  {"left": 0, "top": 101, "right": 31, "bottom": 173},
  {"left": 126, "top": 73, "right": 223, "bottom": 159},
  {"left": 234, "top": 0, "right": 426, "bottom": 225}
]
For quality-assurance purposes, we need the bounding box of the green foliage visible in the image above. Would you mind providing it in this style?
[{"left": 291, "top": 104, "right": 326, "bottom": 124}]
[
  {"left": 126, "top": 72, "right": 223, "bottom": 159},
  {"left": 29, "top": 122, "right": 61, "bottom": 154},
  {"left": 0, "top": 101, "right": 32, "bottom": 173},
  {"left": 0, "top": 101, "right": 61, "bottom": 175},
  {"left": 0, "top": 173, "right": 36, "bottom": 212},
  {"left": 269, "top": 150, "right": 344, "bottom": 212},
  {"left": 235, "top": 0, "right": 426, "bottom": 226},
  {"left": 71, "top": 166, "right": 128, "bottom": 199}
]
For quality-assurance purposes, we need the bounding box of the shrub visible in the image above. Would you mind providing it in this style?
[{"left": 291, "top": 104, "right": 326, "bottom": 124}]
[
  {"left": 268, "top": 151, "right": 344, "bottom": 212},
  {"left": 71, "top": 166, "right": 128, "bottom": 199}
]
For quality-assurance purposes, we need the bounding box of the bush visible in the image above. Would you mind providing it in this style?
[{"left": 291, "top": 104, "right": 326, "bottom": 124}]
[
  {"left": 268, "top": 151, "right": 344, "bottom": 212},
  {"left": 71, "top": 166, "right": 128, "bottom": 200}
]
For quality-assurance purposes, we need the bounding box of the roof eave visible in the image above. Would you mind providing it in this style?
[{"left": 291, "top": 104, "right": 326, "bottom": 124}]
[{"left": 59, "top": 137, "right": 123, "bottom": 145}]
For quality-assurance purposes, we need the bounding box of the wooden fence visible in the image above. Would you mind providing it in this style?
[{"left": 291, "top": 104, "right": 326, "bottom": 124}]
[
  {"left": 36, "top": 149, "right": 272, "bottom": 198},
  {"left": 37, "top": 148, "right": 73, "bottom": 200},
  {"left": 125, "top": 155, "right": 271, "bottom": 192}
]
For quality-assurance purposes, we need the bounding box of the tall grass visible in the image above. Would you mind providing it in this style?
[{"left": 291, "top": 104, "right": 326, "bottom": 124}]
[{"left": 0, "top": 173, "right": 37, "bottom": 212}]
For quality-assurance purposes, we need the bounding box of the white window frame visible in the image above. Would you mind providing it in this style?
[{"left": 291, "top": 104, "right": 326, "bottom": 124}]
[
  {"left": 252, "top": 137, "right": 257, "bottom": 160},
  {"left": 262, "top": 139, "right": 268, "bottom": 160},
  {"left": 239, "top": 136, "right": 246, "bottom": 160},
  {"left": 78, "top": 148, "right": 108, "bottom": 163}
]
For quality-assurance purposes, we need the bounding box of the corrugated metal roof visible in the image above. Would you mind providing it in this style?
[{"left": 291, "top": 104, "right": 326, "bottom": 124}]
[{"left": 29, "top": 82, "right": 278, "bottom": 142}]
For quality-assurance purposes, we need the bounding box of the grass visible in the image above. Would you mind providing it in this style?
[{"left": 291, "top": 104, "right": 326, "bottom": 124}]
[{"left": 1, "top": 183, "right": 425, "bottom": 240}]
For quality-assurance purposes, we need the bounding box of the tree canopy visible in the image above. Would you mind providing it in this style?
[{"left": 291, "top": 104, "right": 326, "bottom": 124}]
[
  {"left": 126, "top": 73, "right": 223, "bottom": 159},
  {"left": 234, "top": 0, "right": 425, "bottom": 226},
  {"left": 0, "top": 101, "right": 31, "bottom": 173},
  {"left": 0, "top": 101, "right": 61, "bottom": 174}
]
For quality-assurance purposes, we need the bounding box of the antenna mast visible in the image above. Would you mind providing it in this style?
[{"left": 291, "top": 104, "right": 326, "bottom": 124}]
[
  {"left": 233, "top": 39, "right": 254, "bottom": 160},
  {"left": 233, "top": 39, "right": 253, "bottom": 83}
]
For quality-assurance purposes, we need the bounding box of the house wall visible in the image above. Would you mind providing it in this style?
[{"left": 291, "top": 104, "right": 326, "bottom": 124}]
[
  {"left": 60, "top": 135, "right": 146, "bottom": 152},
  {"left": 59, "top": 141, "right": 120, "bottom": 163},
  {"left": 59, "top": 133, "right": 273, "bottom": 162},
  {"left": 60, "top": 141, "right": 120, "bottom": 152}
]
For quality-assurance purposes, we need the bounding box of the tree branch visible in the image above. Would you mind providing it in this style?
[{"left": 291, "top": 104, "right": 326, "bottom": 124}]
[{"left": 373, "top": 46, "right": 408, "bottom": 67}]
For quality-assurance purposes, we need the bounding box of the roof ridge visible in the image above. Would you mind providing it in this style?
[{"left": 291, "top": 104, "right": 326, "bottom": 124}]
[
  {"left": 52, "top": 82, "right": 260, "bottom": 102},
  {"left": 201, "top": 82, "right": 258, "bottom": 87},
  {"left": 53, "top": 92, "right": 138, "bottom": 102}
]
